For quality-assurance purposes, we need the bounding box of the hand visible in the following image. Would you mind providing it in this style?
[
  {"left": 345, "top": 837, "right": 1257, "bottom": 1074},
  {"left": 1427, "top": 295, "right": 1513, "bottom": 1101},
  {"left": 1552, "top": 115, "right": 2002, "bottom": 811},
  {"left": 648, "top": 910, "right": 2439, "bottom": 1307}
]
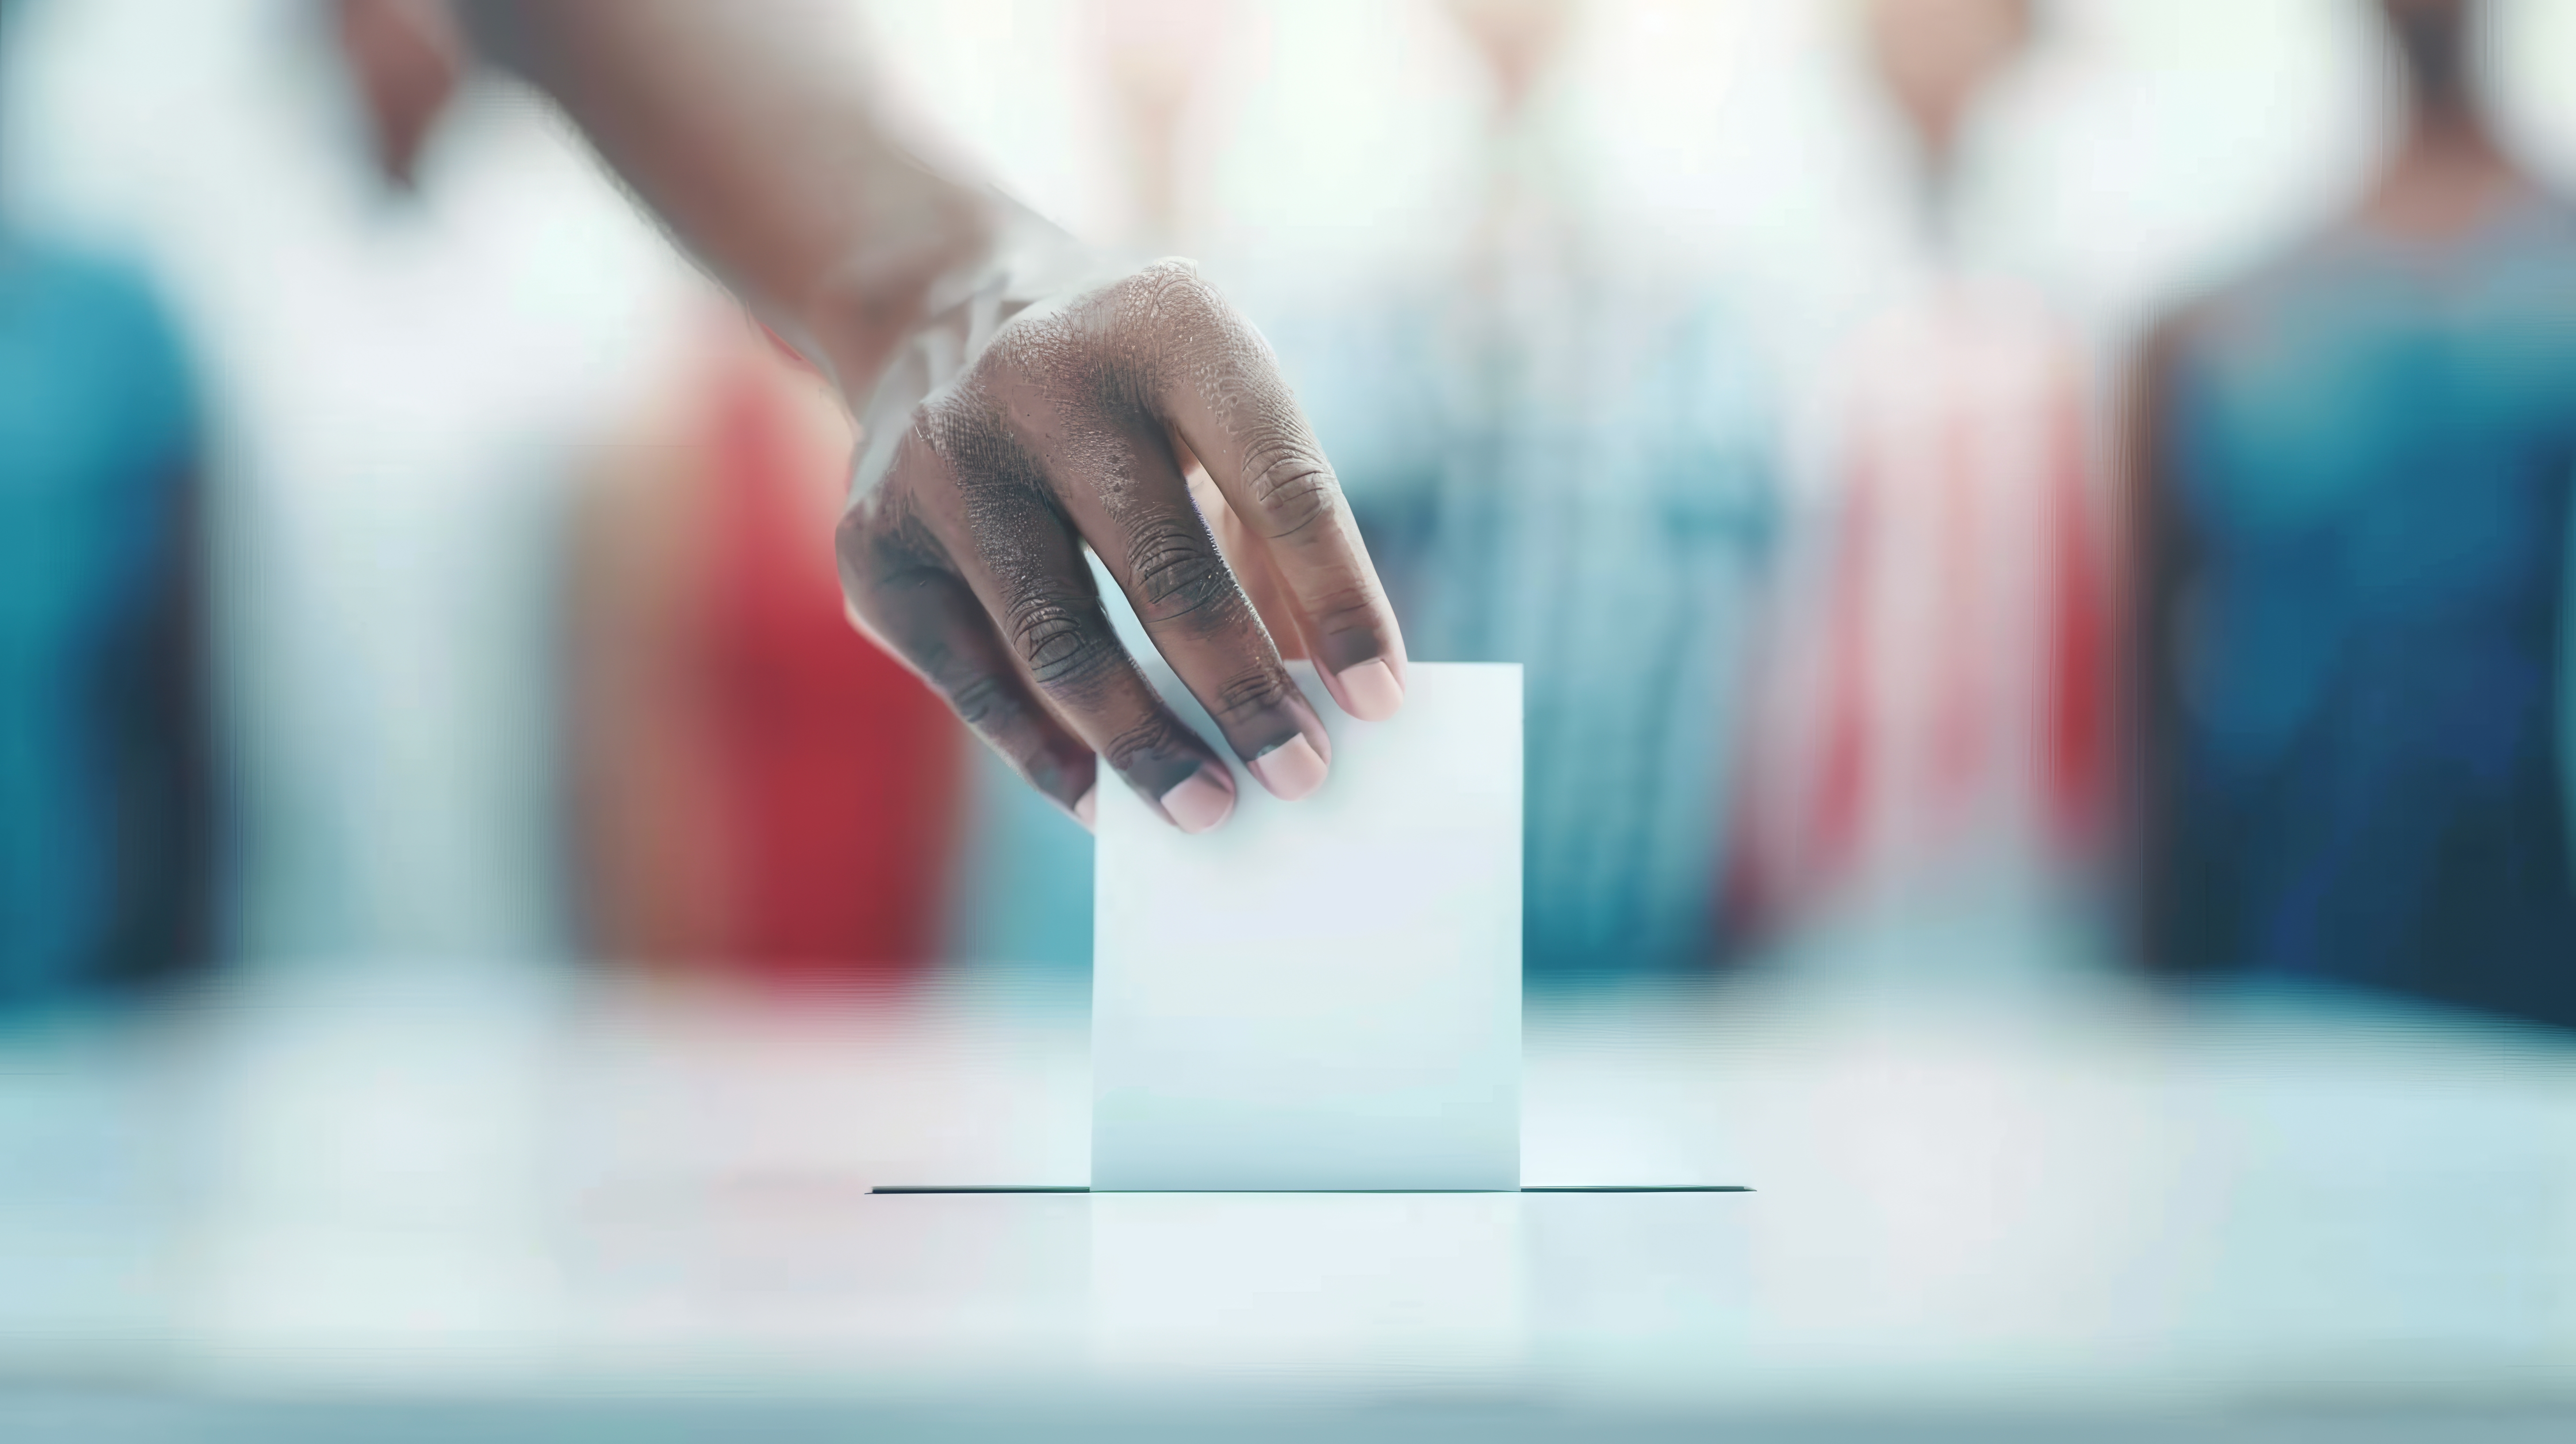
[
  {"left": 836, "top": 259, "right": 1408, "bottom": 834},
  {"left": 448, "top": 4, "right": 1402, "bottom": 833}
]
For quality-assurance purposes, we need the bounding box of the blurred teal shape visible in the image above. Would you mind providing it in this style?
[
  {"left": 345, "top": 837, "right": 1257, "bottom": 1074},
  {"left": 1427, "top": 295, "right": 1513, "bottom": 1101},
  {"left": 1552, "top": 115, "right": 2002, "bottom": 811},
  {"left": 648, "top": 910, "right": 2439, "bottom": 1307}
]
[
  {"left": 944, "top": 740, "right": 1094, "bottom": 973},
  {"left": 0, "top": 236, "right": 203, "bottom": 1005},
  {"left": 1271, "top": 280, "right": 1777, "bottom": 985},
  {"left": 2155, "top": 198, "right": 2576, "bottom": 1025}
]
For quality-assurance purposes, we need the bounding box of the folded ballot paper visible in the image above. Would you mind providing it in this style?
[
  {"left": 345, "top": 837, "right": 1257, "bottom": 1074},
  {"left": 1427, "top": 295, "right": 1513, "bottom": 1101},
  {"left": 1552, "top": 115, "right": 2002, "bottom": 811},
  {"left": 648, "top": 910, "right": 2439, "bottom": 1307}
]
[{"left": 1092, "top": 661, "right": 1522, "bottom": 1192}]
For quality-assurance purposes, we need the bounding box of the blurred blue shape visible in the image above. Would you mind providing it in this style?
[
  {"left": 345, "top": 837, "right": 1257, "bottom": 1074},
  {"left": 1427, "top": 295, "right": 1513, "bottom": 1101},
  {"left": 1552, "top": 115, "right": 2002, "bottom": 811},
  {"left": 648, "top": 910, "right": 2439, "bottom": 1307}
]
[
  {"left": 2154, "top": 198, "right": 2576, "bottom": 1025},
  {"left": 0, "top": 235, "right": 203, "bottom": 1005},
  {"left": 1274, "top": 278, "right": 1777, "bottom": 985},
  {"left": 943, "top": 278, "right": 1775, "bottom": 990}
]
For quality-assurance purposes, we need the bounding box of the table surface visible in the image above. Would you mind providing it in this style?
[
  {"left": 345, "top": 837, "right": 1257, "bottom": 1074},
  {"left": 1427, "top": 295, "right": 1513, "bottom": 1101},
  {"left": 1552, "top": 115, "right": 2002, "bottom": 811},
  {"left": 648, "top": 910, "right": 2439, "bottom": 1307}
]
[{"left": 5, "top": 909, "right": 2575, "bottom": 1436}]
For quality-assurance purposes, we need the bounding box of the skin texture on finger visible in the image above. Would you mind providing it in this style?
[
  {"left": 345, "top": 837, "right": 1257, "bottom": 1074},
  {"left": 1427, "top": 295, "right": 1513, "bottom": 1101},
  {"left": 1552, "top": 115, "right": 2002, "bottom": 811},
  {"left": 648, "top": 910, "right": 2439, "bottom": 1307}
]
[
  {"left": 1176, "top": 430, "right": 1307, "bottom": 657},
  {"left": 1070, "top": 419, "right": 1336, "bottom": 799},
  {"left": 1187, "top": 455, "right": 1404, "bottom": 726},
  {"left": 971, "top": 311, "right": 1332, "bottom": 796},
  {"left": 837, "top": 502, "right": 1099, "bottom": 829},
  {"left": 1126, "top": 261, "right": 1410, "bottom": 722},
  {"left": 870, "top": 396, "right": 1241, "bottom": 831}
]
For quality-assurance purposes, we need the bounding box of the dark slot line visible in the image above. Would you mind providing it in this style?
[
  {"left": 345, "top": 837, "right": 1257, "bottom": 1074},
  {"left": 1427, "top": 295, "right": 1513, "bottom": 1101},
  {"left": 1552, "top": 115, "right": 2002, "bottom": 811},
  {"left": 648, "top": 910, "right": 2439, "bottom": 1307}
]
[
  {"left": 869, "top": 1185, "right": 1090, "bottom": 1194},
  {"left": 867, "top": 1185, "right": 1752, "bottom": 1195},
  {"left": 1521, "top": 1185, "right": 1753, "bottom": 1193}
]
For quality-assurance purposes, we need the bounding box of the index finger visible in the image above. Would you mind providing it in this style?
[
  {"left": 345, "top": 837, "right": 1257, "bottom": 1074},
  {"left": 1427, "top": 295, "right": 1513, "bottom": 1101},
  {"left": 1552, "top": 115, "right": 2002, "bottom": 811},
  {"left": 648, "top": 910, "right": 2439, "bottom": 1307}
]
[{"left": 1136, "top": 262, "right": 1410, "bottom": 723}]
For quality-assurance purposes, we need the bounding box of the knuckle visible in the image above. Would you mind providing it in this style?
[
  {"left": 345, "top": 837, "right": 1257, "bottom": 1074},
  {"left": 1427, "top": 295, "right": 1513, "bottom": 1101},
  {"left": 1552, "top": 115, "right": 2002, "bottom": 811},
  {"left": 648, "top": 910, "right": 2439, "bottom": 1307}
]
[
  {"left": 837, "top": 490, "right": 947, "bottom": 589},
  {"left": 1208, "top": 668, "right": 1294, "bottom": 734},
  {"left": 1102, "top": 712, "right": 1193, "bottom": 773},
  {"left": 835, "top": 493, "right": 894, "bottom": 565},
  {"left": 1128, "top": 525, "right": 1243, "bottom": 629},
  {"left": 916, "top": 387, "right": 1036, "bottom": 491},
  {"left": 1122, "top": 256, "right": 1210, "bottom": 304},
  {"left": 908, "top": 393, "right": 950, "bottom": 440},
  {"left": 943, "top": 667, "right": 1081, "bottom": 800},
  {"left": 1302, "top": 579, "right": 1381, "bottom": 634},
  {"left": 896, "top": 393, "right": 962, "bottom": 466},
  {"left": 943, "top": 668, "right": 1023, "bottom": 732},
  {"left": 1007, "top": 593, "right": 1115, "bottom": 691},
  {"left": 969, "top": 315, "right": 1058, "bottom": 389},
  {"left": 1114, "top": 259, "right": 1226, "bottom": 337},
  {"left": 1242, "top": 438, "right": 1340, "bottom": 539}
]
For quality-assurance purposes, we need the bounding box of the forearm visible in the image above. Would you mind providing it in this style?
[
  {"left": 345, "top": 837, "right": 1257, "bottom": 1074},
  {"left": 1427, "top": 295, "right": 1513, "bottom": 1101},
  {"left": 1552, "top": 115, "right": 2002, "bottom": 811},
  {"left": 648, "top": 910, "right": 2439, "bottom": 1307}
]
[{"left": 459, "top": 0, "right": 997, "bottom": 404}]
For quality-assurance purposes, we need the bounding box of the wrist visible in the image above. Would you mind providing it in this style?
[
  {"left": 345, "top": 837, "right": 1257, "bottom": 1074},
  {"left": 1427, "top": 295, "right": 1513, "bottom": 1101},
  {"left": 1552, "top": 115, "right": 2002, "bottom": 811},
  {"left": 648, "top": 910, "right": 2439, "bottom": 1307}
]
[
  {"left": 837, "top": 194, "right": 1098, "bottom": 496},
  {"left": 801, "top": 181, "right": 1001, "bottom": 404}
]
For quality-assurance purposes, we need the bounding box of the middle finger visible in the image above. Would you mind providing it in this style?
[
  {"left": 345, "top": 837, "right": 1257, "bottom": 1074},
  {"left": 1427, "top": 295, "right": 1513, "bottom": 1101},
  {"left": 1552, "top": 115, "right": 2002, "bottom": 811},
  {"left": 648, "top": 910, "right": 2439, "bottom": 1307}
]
[{"left": 1050, "top": 407, "right": 1334, "bottom": 801}]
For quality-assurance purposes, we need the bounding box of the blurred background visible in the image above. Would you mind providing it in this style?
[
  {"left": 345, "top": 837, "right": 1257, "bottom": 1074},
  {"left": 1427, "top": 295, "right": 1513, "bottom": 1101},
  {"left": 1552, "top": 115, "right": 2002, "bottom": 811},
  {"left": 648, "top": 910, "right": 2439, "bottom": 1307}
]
[{"left": 6, "top": 0, "right": 2576, "bottom": 1437}]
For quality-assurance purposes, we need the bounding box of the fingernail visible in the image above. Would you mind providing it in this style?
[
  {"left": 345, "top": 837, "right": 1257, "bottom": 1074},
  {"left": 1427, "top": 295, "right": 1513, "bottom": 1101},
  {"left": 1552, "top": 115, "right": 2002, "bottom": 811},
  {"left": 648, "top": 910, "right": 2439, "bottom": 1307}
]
[
  {"left": 1158, "top": 768, "right": 1235, "bottom": 833},
  {"left": 1246, "top": 734, "right": 1328, "bottom": 802},
  {"left": 1334, "top": 657, "right": 1404, "bottom": 722},
  {"left": 1072, "top": 786, "right": 1098, "bottom": 832}
]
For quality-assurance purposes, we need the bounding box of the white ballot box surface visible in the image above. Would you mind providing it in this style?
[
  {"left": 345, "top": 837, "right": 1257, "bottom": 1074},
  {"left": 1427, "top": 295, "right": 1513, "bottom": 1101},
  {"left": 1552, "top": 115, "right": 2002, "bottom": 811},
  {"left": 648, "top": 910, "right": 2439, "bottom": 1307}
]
[{"left": 1092, "top": 661, "right": 1522, "bottom": 1192}]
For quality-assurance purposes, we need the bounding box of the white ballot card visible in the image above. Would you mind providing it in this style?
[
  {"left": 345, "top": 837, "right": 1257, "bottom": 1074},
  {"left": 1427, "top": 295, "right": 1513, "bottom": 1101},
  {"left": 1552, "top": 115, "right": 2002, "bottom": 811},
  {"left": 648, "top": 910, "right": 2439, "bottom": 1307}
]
[{"left": 1092, "top": 661, "right": 1522, "bottom": 1192}]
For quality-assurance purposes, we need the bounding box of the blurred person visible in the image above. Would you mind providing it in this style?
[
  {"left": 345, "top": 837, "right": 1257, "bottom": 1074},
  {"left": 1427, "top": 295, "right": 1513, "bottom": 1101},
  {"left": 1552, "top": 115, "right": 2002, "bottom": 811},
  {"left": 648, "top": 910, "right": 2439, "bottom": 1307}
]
[
  {"left": 0, "top": 5, "right": 210, "bottom": 1007},
  {"left": 1732, "top": 0, "right": 2112, "bottom": 938},
  {"left": 1270, "top": 0, "right": 1779, "bottom": 980},
  {"left": 84, "top": 0, "right": 1802, "bottom": 983},
  {"left": 565, "top": 312, "right": 965, "bottom": 986},
  {"left": 192, "top": 0, "right": 1418, "bottom": 995},
  {"left": 171, "top": 0, "right": 697, "bottom": 967},
  {"left": 2131, "top": 0, "right": 2576, "bottom": 1025}
]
